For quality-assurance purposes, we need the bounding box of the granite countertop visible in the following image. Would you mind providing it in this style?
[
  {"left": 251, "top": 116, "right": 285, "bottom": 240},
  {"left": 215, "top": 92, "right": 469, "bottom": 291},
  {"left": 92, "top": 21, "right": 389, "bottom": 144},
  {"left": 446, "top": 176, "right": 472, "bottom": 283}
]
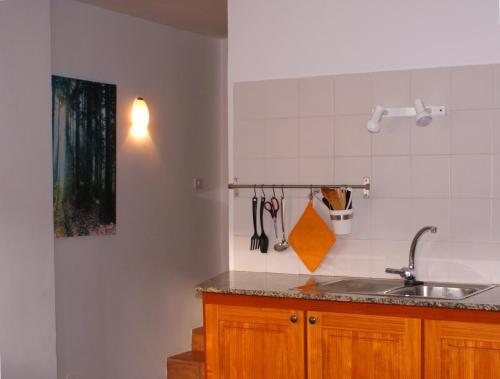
[{"left": 195, "top": 271, "right": 500, "bottom": 312}]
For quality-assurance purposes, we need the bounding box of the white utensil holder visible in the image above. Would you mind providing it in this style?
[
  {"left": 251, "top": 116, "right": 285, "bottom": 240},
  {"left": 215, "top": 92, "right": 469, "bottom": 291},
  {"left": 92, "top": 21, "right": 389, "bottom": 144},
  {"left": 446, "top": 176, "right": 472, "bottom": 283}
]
[{"left": 330, "top": 209, "right": 353, "bottom": 235}]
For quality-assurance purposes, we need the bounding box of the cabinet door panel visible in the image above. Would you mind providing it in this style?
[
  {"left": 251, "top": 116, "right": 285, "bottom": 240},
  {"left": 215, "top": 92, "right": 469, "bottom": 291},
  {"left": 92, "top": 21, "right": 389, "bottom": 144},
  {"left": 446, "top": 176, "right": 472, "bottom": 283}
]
[
  {"left": 307, "top": 312, "right": 421, "bottom": 379},
  {"left": 425, "top": 320, "right": 500, "bottom": 379},
  {"left": 205, "top": 304, "right": 305, "bottom": 379}
]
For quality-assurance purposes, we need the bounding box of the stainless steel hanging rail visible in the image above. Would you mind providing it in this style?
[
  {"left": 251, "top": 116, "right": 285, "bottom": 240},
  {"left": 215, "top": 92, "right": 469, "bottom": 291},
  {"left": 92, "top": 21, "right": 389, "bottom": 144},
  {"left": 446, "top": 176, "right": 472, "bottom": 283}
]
[{"left": 228, "top": 177, "right": 371, "bottom": 198}]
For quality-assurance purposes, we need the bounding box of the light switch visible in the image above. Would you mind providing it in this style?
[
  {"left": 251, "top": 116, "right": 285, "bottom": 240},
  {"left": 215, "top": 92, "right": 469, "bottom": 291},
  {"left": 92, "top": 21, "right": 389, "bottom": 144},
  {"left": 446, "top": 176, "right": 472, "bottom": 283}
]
[{"left": 193, "top": 178, "right": 203, "bottom": 190}]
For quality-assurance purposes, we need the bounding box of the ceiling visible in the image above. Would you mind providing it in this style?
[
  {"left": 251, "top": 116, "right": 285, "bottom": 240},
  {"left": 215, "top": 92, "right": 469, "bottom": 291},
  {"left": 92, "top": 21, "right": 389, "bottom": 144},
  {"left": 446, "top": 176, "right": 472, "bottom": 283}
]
[{"left": 77, "top": 0, "right": 228, "bottom": 38}]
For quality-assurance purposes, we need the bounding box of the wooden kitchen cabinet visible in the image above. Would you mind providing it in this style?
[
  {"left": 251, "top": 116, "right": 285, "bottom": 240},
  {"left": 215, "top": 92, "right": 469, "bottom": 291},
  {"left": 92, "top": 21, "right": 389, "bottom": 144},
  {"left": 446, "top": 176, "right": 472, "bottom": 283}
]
[
  {"left": 203, "top": 293, "right": 500, "bottom": 379},
  {"left": 204, "top": 304, "right": 305, "bottom": 379},
  {"left": 425, "top": 320, "right": 500, "bottom": 378},
  {"left": 307, "top": 311, "right": 421, "bottom": 379},
  {"left": 204, "top": 301, "right": 420, "bottom": 379}
]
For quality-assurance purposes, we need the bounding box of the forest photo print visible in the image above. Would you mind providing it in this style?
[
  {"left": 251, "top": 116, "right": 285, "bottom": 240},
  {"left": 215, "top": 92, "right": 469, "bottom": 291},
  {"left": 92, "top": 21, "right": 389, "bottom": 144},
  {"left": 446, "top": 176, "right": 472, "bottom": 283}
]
[{"left": 52, "top": 76, "right": 116, "bottom": 237}]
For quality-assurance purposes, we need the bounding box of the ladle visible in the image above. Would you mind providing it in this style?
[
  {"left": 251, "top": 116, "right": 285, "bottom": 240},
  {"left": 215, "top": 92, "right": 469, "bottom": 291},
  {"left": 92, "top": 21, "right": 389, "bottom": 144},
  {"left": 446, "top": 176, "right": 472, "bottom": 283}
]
[{"left": 274, "top": 187, "right": 290, "bottom": 252}]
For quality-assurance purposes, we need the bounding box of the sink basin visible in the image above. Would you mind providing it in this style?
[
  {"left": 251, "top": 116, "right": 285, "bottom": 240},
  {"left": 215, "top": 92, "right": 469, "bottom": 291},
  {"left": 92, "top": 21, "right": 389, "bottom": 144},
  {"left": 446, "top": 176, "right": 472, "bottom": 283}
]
[
  {"left": 385, "top": 283, "right": 495, "bottom": 300},
  {"left": 309, "top": 278, "right": 404, "bottom": 295},
  {"left": 294, "top": 278, "right": 496, "bottom": 300}
]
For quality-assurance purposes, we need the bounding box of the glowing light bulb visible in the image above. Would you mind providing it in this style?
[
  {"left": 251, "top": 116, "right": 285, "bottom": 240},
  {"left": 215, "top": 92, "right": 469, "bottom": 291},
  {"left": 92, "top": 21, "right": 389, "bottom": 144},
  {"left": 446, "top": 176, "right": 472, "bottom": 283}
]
[{"left": 131, "top": 97, "right": 149, "bottom": 139}]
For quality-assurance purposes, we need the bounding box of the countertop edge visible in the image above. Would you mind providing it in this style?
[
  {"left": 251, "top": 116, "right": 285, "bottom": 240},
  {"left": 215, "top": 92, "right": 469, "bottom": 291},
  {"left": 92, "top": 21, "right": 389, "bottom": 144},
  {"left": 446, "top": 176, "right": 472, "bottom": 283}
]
[
  {"left": 195, "top": 287, "right": 500, "bottom": 312},
  {"left": 194, "top": 271, "right": 500, "bottom": 312}
]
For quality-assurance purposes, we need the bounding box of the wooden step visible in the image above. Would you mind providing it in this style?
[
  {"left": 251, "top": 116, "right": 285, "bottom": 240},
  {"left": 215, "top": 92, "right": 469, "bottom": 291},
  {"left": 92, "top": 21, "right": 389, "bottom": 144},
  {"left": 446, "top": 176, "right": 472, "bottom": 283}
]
[
  {"left": 167, "top": 351, "right": 205, "bottom": 379},
  {"left": 192, "top": 327, "right": 204, "bottom": 352}
]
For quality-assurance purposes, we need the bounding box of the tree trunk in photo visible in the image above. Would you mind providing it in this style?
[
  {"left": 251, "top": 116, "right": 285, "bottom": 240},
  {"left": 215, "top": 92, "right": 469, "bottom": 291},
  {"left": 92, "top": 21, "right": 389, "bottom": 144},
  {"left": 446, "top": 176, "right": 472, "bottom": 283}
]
[{"left": 104, "top": 87, "right": 113, "bottom": 224}]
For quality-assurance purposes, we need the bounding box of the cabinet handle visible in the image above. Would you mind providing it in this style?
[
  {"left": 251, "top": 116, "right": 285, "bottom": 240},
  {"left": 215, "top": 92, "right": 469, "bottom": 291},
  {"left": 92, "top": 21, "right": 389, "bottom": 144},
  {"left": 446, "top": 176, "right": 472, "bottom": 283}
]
[
  {"left": 290, "top": 315, "right": 298, "bottom": 323},
  {"left": 309, "top": 316, "right": 317, "bottom": 325}
]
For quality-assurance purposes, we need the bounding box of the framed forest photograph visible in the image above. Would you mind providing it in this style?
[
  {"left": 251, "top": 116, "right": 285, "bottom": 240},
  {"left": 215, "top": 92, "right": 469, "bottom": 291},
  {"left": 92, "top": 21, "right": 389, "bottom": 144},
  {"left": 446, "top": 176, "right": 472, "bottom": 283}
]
[{"left": 52, "top": 75, "right": 116, "bottom": 237}]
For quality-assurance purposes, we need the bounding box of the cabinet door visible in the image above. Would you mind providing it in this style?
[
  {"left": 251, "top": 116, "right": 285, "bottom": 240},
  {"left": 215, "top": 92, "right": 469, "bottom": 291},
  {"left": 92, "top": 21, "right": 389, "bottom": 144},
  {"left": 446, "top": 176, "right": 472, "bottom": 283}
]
[
  {"left": 204, "top": 304, "right": 305, "bottom": 379},
  {"left": 307, "top": 311, "right": 421, "bottom": 379},
  {"left": 425, "top": 320, "right": 500, "bottom": 378}
]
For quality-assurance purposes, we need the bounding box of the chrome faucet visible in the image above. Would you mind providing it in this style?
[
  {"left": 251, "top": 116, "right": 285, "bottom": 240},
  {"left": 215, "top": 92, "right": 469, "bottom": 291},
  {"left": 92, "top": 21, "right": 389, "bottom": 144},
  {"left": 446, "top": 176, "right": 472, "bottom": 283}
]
[{"left": 385, "top": 226, "right": 437, "bottom": 286}]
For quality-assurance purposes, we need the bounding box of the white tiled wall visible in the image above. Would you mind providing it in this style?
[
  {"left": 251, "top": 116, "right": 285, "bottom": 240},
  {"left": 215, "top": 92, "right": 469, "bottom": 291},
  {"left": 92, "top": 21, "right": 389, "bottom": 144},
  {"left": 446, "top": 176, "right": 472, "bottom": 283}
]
[{"left": 232, "top": 64, "right": 500, "bottom": 284}]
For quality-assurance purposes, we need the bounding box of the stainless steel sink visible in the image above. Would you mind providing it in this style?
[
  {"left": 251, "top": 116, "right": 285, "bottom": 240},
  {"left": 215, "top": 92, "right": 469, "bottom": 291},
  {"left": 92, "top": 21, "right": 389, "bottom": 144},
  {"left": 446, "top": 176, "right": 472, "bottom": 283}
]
[
  {"left": 309, "top": 278, "right": 405, "bottom": 295},
  {"left": 384, "top": 283, "right": 495, "bottom": 300},
  {"left": 294, "top": 278, "right": 496, "bottom": 300}
]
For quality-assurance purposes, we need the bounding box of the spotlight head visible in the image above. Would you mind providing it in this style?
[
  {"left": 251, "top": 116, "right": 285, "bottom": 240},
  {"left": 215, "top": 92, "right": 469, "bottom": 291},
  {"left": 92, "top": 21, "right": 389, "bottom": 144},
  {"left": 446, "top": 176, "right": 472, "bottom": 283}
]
[
  {"left": 414, "top": 99, "right": 432, "bottom": 127},
  {"left": 367, "top": 120, "right": 381, "bottom": 134},
  {"left": 366, "top": 105, "right": 385, "bottom": 134}
]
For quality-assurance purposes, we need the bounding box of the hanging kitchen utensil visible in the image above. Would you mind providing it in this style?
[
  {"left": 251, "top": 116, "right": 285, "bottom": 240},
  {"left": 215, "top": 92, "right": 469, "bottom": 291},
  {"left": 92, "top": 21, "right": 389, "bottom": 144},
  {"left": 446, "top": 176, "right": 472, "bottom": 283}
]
[
  {"left": 345, "top": 187, "right": 353, "bottom": 210},
  {"left": 338, "top": 188, "right": 347, "bottom": 210},
  {"left": 250, "top": 186, "right": 260, "bottom": 251},
  {"left": 289, "top": 193, "right": 336, "bottom": 272},
  {"left": 321, "top": 187, "right": 343, "bottom": 210},
  {"left": 322, "top": 197, "right": 333, "bottom": 210},
  {"left": 259, "top": 186, "right": 269, "bottom": 253},
  {"left": 264, "top": 187, "right": 280, "bottom": 240},
  {"left": 274, "top": 186, "right": 290, "bottom": 252}
]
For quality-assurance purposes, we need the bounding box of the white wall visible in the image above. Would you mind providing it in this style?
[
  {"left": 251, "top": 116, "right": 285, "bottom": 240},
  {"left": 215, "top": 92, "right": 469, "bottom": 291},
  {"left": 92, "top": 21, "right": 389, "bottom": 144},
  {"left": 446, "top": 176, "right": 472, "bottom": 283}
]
[
  {"left": 0, "top": 1, "right": 57, "bottom": 378},
  {"left": 51, "top": 1, "right": 227, "bottom": 378},
  {"left": 229, "top": 0, "right": 500, "bottom": 82}
]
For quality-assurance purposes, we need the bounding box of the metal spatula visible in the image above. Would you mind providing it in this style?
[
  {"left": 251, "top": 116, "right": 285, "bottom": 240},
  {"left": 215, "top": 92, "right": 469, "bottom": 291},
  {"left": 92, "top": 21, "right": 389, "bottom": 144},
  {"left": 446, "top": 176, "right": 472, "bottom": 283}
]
[{"left": 259, "top": 196, "right": 269, "bottom": 253}]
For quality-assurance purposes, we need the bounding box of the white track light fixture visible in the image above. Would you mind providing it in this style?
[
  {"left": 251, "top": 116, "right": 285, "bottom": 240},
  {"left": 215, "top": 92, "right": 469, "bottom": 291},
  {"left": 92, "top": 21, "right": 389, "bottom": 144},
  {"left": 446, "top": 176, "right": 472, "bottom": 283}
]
[
  {"left": 414, "top": 98, "right": 432, "bottom": 127},
  {"left": 366, "top": 99, "right": 446, "bottom": 134},
  {"left": 366, "top": 105, "right": 386, "bottom": 134}
]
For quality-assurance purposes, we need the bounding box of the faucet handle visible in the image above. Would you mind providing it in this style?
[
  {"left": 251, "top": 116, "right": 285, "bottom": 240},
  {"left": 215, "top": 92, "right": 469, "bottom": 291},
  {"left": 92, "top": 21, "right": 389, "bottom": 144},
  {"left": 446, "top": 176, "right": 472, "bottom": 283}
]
[
  {"left": 386, "top": 267, "right": 422, "bottom": 287},
  {"left": 386, "top": 267, "right": 415, "bottom": 281},
  {"left": 385, "top": 267, "right": 405, "bottom": 276}
]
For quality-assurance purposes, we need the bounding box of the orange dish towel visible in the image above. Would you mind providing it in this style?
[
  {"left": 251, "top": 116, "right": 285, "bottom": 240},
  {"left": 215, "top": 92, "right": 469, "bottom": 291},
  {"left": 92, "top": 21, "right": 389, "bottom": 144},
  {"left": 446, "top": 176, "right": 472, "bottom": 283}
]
[{"left": 289, "top": 200, "right": 336, "bottom": 272}]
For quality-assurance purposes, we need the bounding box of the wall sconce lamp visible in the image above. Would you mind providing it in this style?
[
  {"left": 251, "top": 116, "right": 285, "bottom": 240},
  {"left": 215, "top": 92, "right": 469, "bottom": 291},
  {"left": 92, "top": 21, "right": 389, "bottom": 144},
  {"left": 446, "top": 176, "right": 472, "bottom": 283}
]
[{"left": 131, "top": 97, "right": 149, "bottom": 139}]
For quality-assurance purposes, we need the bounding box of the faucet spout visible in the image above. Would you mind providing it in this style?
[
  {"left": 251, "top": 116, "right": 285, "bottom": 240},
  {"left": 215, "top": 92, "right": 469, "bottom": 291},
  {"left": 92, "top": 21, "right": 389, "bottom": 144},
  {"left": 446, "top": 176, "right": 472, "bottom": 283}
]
[
  {"left": 409, "top": 226, "right": 437, "bottom": 270},
  {"left": 385, "top": 225, "right": 437, "bottom": 286}
]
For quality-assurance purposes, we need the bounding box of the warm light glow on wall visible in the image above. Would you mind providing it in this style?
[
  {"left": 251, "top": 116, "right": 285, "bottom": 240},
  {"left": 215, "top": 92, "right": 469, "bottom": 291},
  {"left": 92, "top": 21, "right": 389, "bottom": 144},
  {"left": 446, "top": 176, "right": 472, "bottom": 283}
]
[{"left": 131, "top": 97, "right": 149, "bottom": 139}]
